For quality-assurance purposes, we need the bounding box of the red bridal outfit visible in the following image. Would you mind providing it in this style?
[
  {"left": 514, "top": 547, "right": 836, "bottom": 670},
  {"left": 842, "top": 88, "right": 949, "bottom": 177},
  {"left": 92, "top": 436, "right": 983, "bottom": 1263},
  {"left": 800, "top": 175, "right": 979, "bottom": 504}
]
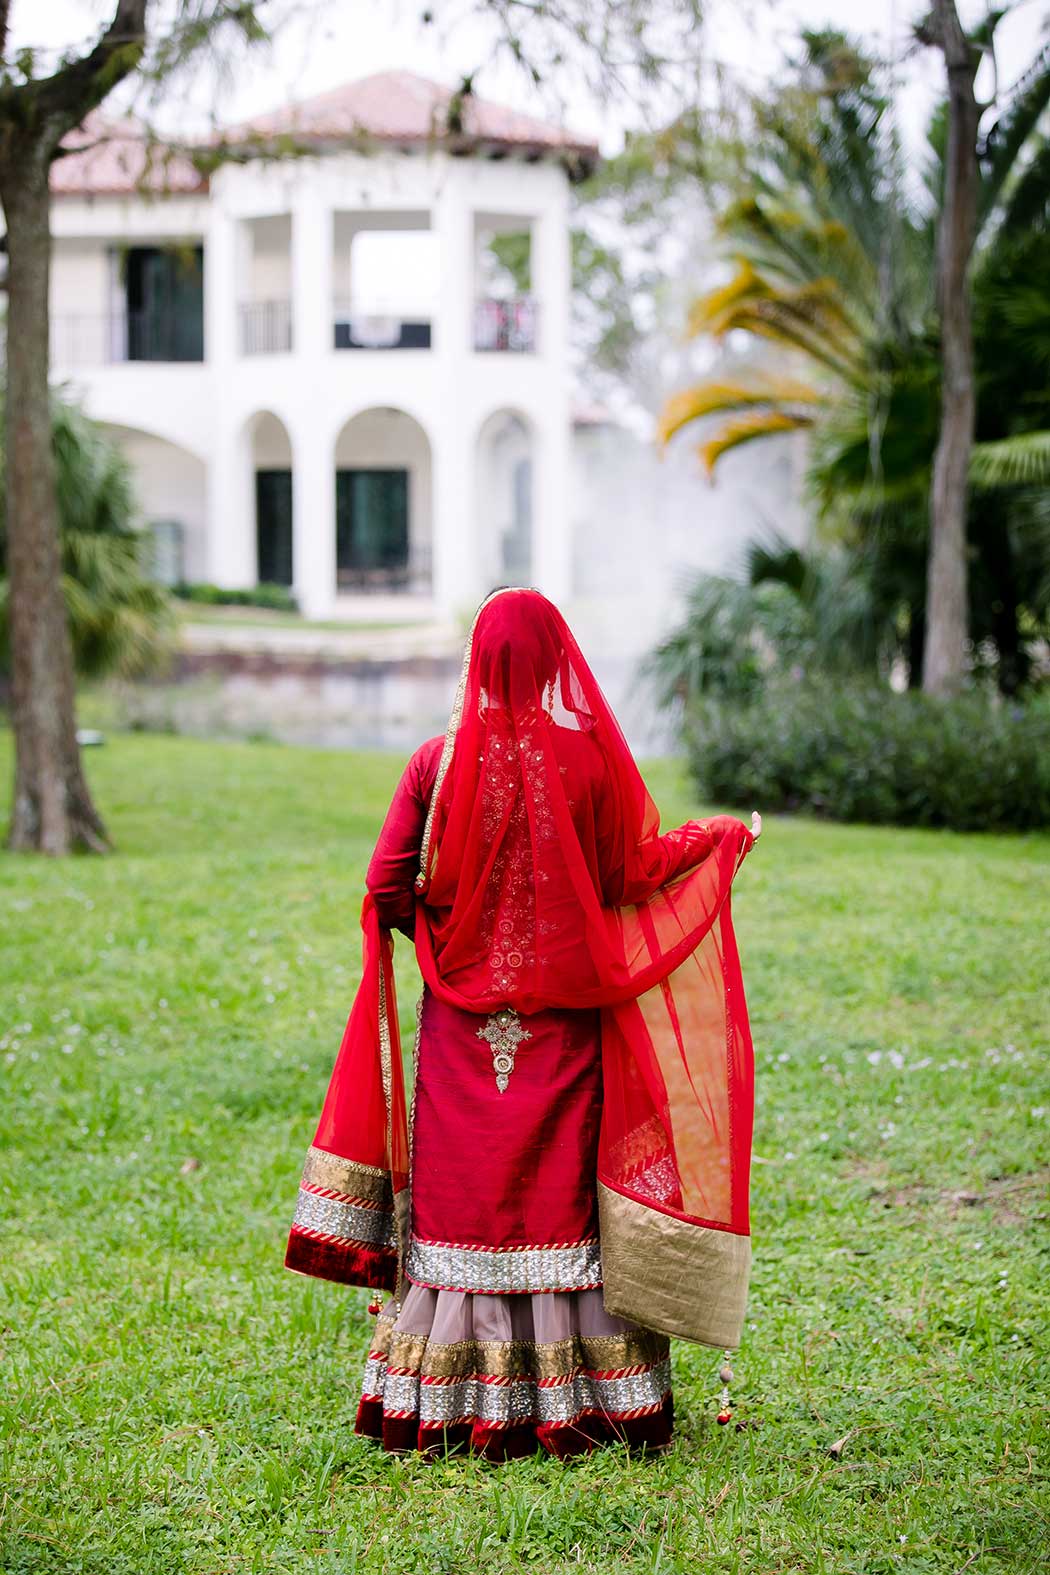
[{"left": 285, "top": 588, "right": 757, "bottom": 1460}]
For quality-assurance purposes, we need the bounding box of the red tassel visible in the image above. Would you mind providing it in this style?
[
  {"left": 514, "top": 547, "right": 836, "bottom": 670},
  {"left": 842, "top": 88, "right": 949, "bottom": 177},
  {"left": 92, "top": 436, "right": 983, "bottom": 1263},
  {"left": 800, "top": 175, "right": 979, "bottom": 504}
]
[
  {"left": 717, "top": 1408, "right": 733, "bottom": 1425},
  {"left": 368, "top": 1298, "right": 383, "bottom": 1316}
]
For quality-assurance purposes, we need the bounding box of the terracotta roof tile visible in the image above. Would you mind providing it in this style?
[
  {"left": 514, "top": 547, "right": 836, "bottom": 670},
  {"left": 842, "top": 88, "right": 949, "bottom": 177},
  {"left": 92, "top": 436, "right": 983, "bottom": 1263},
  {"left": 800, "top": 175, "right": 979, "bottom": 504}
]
[
  {"left": 51, "top": 72, "right": 598, "bottom": 197},
  {"left": 217, "top": 70, "right": 597, "bottom": 171},
  {"left": 51, "top": 110, "right": 207, "bottom": 197}
]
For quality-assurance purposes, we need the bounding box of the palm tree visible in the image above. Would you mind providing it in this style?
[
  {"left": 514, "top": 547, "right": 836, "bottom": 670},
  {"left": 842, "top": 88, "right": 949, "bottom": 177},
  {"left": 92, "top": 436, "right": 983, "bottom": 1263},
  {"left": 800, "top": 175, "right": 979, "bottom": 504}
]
[
  {"left": 1, "top": 396, "right": 173, "bottom": 681},
  {"left": 659, "top": 27, "right": 1050, "bottom": 693}
]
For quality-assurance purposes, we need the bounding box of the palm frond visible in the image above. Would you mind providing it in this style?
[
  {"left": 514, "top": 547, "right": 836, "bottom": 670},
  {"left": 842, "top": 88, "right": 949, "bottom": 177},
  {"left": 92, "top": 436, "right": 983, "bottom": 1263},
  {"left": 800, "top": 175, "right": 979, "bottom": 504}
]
[
  {"left": 685, "top": 261, "right": 767, "bottom": 337},
  {"left": 700, "top": 411, "right": 813, "bottom": 475},
  {"left": 720, "top": 294, "right": 863, "bottom": 383},
  {"left": 658, "top": 376, "right": 823, "bottom": 446},
  {"left": 744, "top": 536, "right": 810, "bottom": 595},
  {"left": 978, "top": 42, "right": 1050, "bottom": 232},
  {"left": 0, "top": 392, "right": 174, "bottom": 680},
  {"left": 719, "top": 195, "right": 879, "bottom": 317},
  {"left": 994, "top": 135, "right": 1050, "bottom": 240},
  {"left": 970, "top": 431, "right": 1050, "bottom": 489}
]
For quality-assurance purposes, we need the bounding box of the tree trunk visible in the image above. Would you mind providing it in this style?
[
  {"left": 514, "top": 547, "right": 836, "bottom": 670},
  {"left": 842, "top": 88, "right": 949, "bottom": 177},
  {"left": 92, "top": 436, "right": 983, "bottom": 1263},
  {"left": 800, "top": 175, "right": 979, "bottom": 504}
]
[
  {"left": 1, "top": 151, "right": 108, "bottom": 852},
  {"left": 922, "top": 0, "right": 980, "bottom": 697}
]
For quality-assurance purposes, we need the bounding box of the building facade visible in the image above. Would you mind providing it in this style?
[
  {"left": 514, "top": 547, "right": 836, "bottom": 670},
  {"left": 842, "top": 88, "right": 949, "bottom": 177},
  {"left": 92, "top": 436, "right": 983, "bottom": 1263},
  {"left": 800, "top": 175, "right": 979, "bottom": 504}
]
[{"left": 47, "top": 73, "right": 595, "bottom": 620}]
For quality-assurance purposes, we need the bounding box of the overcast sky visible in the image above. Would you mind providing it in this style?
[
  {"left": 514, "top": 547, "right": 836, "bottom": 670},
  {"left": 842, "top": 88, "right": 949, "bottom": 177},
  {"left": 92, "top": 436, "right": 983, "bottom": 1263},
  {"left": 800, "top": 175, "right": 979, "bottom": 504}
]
[{"left": 11, "top": 0, "right": 1050, "bottom": 158}]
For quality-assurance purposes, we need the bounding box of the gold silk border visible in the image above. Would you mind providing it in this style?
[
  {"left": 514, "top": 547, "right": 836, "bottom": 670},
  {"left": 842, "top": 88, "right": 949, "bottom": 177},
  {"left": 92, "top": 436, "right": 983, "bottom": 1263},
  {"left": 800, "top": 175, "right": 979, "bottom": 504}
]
[
  {"left": 597, "top": 1182, "right": 751, "bottom": 1350},
  {"left": 300, "top": 1145, "right": 392, "bottom": 1207},
  {"left": 368, "top": 1320, "right": 670, "bottom": 1382}
]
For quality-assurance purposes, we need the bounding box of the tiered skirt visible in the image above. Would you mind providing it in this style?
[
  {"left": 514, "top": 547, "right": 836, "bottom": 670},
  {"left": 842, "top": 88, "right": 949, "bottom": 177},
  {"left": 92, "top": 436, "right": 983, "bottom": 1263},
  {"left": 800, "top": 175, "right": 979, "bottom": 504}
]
[
  {"left": 356, "top": 1284, "right": 672, "bottom": 1460},
  {"left": 353, "top": 989, "right": 673, "bottom": 1459}
]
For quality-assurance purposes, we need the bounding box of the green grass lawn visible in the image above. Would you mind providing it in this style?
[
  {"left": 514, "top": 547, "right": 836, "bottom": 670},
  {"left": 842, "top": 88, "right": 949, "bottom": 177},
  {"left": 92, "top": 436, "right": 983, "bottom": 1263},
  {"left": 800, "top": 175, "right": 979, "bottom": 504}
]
[{"left": 2, "top": 732, "right": 1047, "bottom": 1574}]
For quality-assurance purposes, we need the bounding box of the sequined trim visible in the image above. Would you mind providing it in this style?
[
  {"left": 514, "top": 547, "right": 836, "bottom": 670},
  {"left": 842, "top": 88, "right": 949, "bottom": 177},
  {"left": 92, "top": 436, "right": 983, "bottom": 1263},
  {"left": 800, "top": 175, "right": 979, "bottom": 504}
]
[
  {"left": 477, "top": 1006, "right": 532, "bottom": 1093},
  {"left": 630, "top": 1153, "right": 682, "bottom": 1205},
  {"left": 292, "top": 1188, "right": 396, "bottom": 1248},
  {"left": 405, "top": 1236, "right": 602, "bottom": 1294},
  {"left": 363, "top": 1353, "right": 672, "bottom": 1429}
]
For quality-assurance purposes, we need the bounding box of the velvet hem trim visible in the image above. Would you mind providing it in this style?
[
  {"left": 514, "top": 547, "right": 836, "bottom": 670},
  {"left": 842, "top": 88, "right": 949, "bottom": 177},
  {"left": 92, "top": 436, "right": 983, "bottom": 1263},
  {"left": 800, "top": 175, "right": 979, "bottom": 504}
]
[
  {"left": 284, "top": 1226, "right": 397, "bottom": 1291},
  {"left": 354, "top": 1393, "right": 673, "bottom": 1460}
]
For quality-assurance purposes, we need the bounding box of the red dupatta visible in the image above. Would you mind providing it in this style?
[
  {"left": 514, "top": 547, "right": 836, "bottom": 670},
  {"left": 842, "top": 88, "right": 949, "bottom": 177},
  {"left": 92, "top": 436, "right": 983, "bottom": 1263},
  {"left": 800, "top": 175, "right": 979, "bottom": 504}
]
[{"left": 286, "top": 588, "right": 756, "bottom": 1349}]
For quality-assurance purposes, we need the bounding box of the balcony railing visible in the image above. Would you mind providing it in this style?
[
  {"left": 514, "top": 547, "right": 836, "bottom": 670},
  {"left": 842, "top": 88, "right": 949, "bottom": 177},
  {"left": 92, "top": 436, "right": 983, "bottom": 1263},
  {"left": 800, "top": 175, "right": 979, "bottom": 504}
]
[
  {"left": 333, "top": 304, "right": 431, "bottom": 351},
  {"left": 336, "top": 541, "right": 433, "bottom": 595},
  {"left": 51, "top": 311, "right": 204, "bottom": 366},
  {"left": 238, "top": 299, "right": 292, "bottom": 355},
  {"left": 474, "top": 296, "right": 538, "bottom": 353}
]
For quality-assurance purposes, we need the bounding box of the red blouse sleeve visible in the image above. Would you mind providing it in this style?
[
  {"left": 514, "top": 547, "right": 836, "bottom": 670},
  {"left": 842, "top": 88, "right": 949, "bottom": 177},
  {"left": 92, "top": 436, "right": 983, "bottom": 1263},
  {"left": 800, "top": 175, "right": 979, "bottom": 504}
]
[
  {"left": 599, "top": 820, "right": 714, "bottom": 906},
  {"left": 595, "top": 770, "right": 745, "bottom": 906},
  {"left": 365, "top": 738, "right": 442, "bottom": 936}
]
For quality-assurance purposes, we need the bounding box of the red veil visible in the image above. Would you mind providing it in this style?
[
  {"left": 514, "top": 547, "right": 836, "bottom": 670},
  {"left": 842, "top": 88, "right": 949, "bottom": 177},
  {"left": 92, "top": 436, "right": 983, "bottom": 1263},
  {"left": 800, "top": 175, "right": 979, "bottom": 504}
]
[{"left": 286, "top": 588, "right": 756, "bottom": 1349}]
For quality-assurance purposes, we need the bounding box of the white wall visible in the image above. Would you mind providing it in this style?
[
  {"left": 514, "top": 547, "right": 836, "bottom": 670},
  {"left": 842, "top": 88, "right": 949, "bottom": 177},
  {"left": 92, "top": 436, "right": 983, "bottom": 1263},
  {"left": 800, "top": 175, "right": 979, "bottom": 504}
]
[
  {"left": 246, "top": 214, "right": 292, "bottom": 301},
  {"left": 250, "top": 411, "right": 293, "bottom": 467},
  {"left": 476, "top": 411, "right": 532, "bottom": 587},
  {"left": 567, "top": 419, "right": 809, "bottom": 747},
  {"left": 50, "top": 239, "right": 110, "bottom": 318},
  {"left": 103, "top": 424, "right": 209, "bottom": 582}
]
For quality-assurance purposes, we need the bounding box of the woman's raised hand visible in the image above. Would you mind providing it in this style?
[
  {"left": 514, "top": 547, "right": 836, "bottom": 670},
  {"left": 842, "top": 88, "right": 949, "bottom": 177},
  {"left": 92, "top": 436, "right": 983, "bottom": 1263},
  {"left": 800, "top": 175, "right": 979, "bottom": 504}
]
[{"left": 751, "top": 811, "right": 762, "bottom": 842}]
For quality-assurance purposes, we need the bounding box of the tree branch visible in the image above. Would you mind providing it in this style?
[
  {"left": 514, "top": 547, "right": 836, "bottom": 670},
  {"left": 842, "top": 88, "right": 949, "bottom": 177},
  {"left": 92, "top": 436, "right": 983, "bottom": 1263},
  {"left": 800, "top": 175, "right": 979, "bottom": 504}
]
[{"left": 24, "top": 0, "right": 151, "bottom": 154}]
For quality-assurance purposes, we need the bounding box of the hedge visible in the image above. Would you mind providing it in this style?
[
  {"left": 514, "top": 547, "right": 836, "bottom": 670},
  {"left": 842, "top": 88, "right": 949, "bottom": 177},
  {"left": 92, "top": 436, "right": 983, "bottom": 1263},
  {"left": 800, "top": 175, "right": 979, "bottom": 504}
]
[
  {"left": 175, "top": 582, "right": 299, "bottom": 613},
  {"left": 683, "top": 680, "right": 1050, "bottom": 831}
]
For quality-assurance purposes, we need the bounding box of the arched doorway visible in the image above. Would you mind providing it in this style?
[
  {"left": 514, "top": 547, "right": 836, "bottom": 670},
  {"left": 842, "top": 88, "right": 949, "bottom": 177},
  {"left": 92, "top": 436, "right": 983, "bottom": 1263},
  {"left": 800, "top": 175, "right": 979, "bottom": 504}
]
[
  {"left": 97, "top": 424, "right": 207, "bottom": 585},
  {"left": 475, "top": 409, "right": 534, "bottom": 589},
  {"left": 333, "top": 408, "right": 432, "bottom": 595}
]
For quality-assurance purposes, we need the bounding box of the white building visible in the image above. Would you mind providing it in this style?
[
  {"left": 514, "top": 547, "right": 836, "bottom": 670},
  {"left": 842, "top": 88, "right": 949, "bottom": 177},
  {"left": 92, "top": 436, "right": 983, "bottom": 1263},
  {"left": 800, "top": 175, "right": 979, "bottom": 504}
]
[{"left": 47, "top": 72, "right": 595, "bottom": 620}]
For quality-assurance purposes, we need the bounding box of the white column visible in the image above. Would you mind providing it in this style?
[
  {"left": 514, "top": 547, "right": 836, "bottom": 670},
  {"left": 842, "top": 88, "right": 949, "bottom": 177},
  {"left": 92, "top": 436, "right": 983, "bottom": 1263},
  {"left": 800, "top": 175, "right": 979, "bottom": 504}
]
[
  {"left": 529, "top": 191, "right": 572, "bottom": 602},
  {"left": 292, "top": 417, "right": 336, "bottom": 619},
  {"left": 289, "top": 179, "right": 336, "bottom": 616},
  {"left": 205, "top": 417, "right": 255, "bottom": 588},
  {"left": 292, "top": 181, "right": 333, "bottom": 360},
  {"left": 431, "top": 164, "right": 481, "bottom": 614},
  {"left": 434, "top": 161, "right": 473, "bottom": 361},
  {"left": 532, "top": 406, "right": 571, "bottom": 603},
  {"left": 204, "top": 194, "right": 254, "bottom": 586},
  {"left": 431, "top": 418, "right": 479, "bottom": 615},
  {"left": 204, "top": 192, "right": 240, "bottom": 368}
]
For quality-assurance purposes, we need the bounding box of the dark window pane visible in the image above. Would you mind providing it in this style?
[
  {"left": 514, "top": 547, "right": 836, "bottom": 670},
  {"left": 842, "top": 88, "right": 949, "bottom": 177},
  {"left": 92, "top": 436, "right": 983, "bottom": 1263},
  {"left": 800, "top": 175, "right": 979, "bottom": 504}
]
[
  {"left": 124, "top": 246, "right": 204, "bottom": 362},
  {"left": 336, "top": 469, "right": 409, "bottom": 589},
  {"left": 256, "top": 469, "right": 293, "bottom": 586}
]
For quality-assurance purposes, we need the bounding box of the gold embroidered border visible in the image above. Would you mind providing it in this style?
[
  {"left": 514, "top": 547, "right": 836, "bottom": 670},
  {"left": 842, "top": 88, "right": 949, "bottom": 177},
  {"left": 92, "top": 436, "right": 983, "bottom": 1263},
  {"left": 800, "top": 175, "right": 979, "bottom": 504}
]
[
  {"left": 598, "top": 1181, "right": 751, "bottom": 1349},
  {"left": 378, "top": 947, "right": 393, "bottom": 1110},
  {"left": 300, "top": 1146, "right": 392, "bottom": 1207},
  {"left": 368, "top": 1327, "right": 670, "bottom": 1383}
]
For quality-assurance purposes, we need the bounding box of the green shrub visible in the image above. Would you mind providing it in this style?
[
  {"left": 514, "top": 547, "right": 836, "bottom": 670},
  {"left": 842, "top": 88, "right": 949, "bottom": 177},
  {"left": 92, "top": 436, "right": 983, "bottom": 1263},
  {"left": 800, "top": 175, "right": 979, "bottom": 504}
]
[
  {"left": 683, "top": 680, "right": 1050, "bottom": 831},
  {"left": 175, "top": 582, "right": 299, "bottom": 613},
  {"left": 1, "top": 397, "right": 174, "bottom": 679}
]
